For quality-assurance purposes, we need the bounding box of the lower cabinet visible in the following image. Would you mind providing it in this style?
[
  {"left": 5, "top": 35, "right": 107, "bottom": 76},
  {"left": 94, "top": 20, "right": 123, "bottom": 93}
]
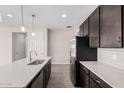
[
  {"left": 79, "top": 64, "right": 90, "bottom": 88},
  {"left": 29, "top": 60, "right": 51, "bottom": 88},
  {"left": 90, "top": 78, "right": 100, "bottom": 88},
  {"left": 79, "top": 63, "right": 111, "bottom": 88},
  {"left": 90, "top": 71, "right": 111, "bottom": 88},
  {"left": 43, "top": 61, "right": 51, "bottom": 88},
  {"left": 31, "top": 71, "right": 44, "bottom": 88}
]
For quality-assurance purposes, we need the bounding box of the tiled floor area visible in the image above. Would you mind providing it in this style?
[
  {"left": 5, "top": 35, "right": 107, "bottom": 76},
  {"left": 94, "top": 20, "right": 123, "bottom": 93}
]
[{"left": 47, "top": 64, "right": 74, "bottom": 88}]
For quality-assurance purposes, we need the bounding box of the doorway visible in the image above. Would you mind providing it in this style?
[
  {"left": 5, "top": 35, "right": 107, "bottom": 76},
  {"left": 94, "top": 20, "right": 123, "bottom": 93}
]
[{"left": 12, "top": 32, "right": 27, "bottom": 62}]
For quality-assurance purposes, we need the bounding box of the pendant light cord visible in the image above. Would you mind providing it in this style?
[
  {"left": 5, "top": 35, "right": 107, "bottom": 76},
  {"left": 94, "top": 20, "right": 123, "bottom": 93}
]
[
  {"left": 21, "top": 5, "right": 24, "bottom": 25},
  {"left": 32, "top": 14, "right": 35, "bottom": 32}
]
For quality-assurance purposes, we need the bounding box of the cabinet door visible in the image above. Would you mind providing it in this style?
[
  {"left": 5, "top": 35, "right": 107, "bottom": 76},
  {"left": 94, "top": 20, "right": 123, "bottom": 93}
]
[
  {"left": 79, "top": 24, "right": 84, "bottom": 37},
  {"left": 90, "top": 78, "right": 100, "bottom": 88},
  {"left": 80, "top": 69, "right": 89, "bottom": 88},
  {"left": 83, "top": 19, "right": 89, "bottom": 37},
  {"left": 90, "top": 71, "right": 112, "bottom": 88},
  {"left": 89, "top": 7, "right": 100, "bottom": 48},
  {"left": 48, "top": 62, "right": 51, "bottom": 80},
  {"left": 31, "top": 71, "right": 43, "bottom": 88},
  {"left": 123, "top": 6, "right": 124, "bottom": 47},
  {"left": 43, "top": 68, "right": 47, "bottom": 88},
  {"left": 100, "top": 5, "right": 122, "bottom": 48},
  {"left": 43, "top": 62, "right": 51, "bottom": 88}
]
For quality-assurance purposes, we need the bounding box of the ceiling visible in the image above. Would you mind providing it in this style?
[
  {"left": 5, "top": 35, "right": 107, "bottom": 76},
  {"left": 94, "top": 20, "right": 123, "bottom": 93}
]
[{"left": 0, "top": 5, "right": 98, "bottom": 31}]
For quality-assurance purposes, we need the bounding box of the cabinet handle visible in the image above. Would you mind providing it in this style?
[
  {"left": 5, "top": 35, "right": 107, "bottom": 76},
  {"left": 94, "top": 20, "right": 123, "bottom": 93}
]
[
  {"left": 16, "top": 52, "right": 19, "bottom": 54},
  {"left": 118, "top": 36, "right": 121, "bottom": 43},
  {"left": 83, "top": 68, "right": 86, "bottom": 70},
  {"left": 96, "top": 80, "right": 101, "bottom": 84}
]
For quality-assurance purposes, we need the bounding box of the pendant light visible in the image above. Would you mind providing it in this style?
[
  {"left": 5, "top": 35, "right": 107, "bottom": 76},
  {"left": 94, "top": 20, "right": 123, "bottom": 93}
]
[
  {"left": 20, "top": 5, "right": 26, "bottom": 32},
  {"left": 31, "top": 14, "right": 36, "bottom": 37}
]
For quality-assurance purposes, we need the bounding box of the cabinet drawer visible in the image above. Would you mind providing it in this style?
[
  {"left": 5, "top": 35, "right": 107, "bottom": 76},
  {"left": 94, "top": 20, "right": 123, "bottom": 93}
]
[
  {"left": 90, "top": 71, "right": 111, "bottom": 88},
  {"left": 31, "top": 71, "right": 43, "bottom": 88},
  {"left": 90, "top": 78, "right": 100, "bottom": 88},
  {"left": 80, "top": 64, "right": 89, "bottom": 74}
]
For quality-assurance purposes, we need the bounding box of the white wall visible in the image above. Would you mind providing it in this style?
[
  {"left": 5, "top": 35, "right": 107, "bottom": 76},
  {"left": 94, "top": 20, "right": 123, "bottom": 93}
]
[
  {"left": 0, "top": 27, "right": 48, "bottom": 66},
  {"left": 98, "top": 48, "right": 124, "bottom": 70},
  {"left": 50, "top": 30, "right": 75, "bottom": 64},
  {"left": 0, "top": 27, "right": 21, "bottom": 66}
]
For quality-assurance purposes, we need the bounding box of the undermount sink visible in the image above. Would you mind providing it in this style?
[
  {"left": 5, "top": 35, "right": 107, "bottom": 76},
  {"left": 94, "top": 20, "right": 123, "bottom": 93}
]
[{"left": 28, "top": 59, "right": 45, "bottom": 65}]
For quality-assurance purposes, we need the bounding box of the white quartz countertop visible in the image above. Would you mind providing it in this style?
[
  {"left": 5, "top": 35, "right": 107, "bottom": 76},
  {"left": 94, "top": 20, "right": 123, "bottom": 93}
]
[
  {"left": 80, "top": 61, "right": 124, "bottom": 88},
  {"left": 0, "top": 57, "right": 51, "bottom": 88}
]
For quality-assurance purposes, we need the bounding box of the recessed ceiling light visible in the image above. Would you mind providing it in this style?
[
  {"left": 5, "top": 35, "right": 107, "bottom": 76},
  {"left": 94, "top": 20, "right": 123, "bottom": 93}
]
[
  {"left": 7, "top": 14, "right": 13, "bottom": 18},
  {"left": 61, "top": 14, "right": 67, "bottom": 18}
]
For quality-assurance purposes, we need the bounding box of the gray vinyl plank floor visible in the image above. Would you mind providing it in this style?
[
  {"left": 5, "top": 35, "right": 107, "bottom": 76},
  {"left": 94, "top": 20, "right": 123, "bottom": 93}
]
[{"left": 47, "top": 64, "right": 74, "bottom": 88}]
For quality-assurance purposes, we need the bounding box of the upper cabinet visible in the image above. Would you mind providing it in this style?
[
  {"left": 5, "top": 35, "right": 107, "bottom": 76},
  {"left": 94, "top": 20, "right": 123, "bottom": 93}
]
[
  {"left": 89, "top": 7, "right": 100, "bottom": 48},
  {"left": 79, "top": 19, "right": 89, "bottom": 37},
  {"left": 79, "top": 5, "right": 123, "bottom": 48},
  {"left": 123, "top": 6, "right": 124, "bottom": 47},
  {"left": 83, "top": 19, "right": 89, "bottom": 37},
  {"left": 79, "top": 23, "right": 84, "bottom": 37},
  {"left": 100, "top": 5, "right": 122, "bottom": 48}
]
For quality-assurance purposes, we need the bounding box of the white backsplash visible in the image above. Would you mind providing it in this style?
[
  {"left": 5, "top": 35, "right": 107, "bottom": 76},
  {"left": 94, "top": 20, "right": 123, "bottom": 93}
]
[{"left": 98, "top": 48, "right": 124, "bottom": 70}]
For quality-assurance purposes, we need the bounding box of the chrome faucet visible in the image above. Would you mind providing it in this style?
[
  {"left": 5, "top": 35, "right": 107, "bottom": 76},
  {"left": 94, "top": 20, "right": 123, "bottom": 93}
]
[{"left": 30, "top": 50, "right": 38, "bottom": 62}]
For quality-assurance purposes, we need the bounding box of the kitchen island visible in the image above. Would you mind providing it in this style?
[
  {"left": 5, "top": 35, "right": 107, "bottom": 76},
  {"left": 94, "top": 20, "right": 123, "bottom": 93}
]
[{"left": 0, "top": 57, "right": 51, "bottom": 88}]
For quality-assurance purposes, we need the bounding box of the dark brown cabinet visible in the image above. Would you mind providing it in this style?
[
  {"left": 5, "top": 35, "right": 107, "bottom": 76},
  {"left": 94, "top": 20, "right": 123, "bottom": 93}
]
[
  {"left": 79, "top": 64, "right": 90, "bottom": 88},
  {"left": 31, "top": 71, "right": 44, "bottom": 88},
  {"left": 79, "top": 19, "right": 89, "bottom": 37},
  {"left": 79, "top": 24, "right": 84, "bottom": 37},
  {"left": 43, "top": 61, "right": 51, "bottom": 88},
  {"left": 43, "top": 67, "right": 48, "bottom": 88},
  {"left": 123, "top": 6, "right": 124, "bottom": 47},
  {"left": 90, "top": 71, "right": 111, "bottom": 88},
  {"left": 79, "top": 5, "right": 124, "bottom": 48},
  {"left": 29, "top": 60, "right": 51, "bottom": 88},
  {"left": 90, "top": 78, "right": 100, "bottom": 88},
  {"left": 79, "top": 64, "right": 111, "bottom": 88},
  {"left": 48, "top": 61, "right": 51, "bottom": 79},
  {"left": 100, "top": 5, "right": 122, "bottom": 48},
  {"left": 83, "top": 19, "right": 89, "bottom": 37},
  {"left": 89, "top": 7, "right": 100, "bottom": 48}
]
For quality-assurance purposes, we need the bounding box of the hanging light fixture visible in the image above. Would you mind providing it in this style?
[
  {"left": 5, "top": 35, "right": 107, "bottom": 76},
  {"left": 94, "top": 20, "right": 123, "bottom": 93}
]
[
  {"left": 31, "top": 14, "right": 36, "bottom": 37},
  {"left": 20, "top": 5, "right": 26, "bottom": 32}
]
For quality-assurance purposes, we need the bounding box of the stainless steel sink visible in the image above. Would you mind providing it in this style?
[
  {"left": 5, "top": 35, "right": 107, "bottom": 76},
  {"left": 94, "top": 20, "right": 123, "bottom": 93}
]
[{"left": 27, "top": 59, "right": 45, "bottom": 65}]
